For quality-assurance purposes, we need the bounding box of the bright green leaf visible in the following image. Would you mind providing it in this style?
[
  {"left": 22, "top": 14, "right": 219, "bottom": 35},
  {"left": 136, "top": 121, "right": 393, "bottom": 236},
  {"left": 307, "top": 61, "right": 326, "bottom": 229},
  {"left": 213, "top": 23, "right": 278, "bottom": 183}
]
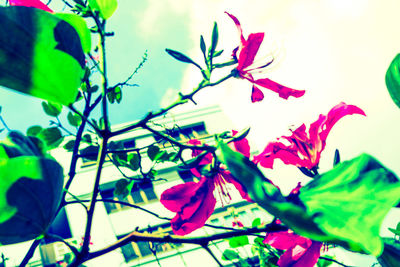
[
  {"left": 88, "top": 0, "right": 118, "bottom": 20},
  {"left": 112, "top": 152, "right": 128, "bottom": 167},
  {"left": 0, "top": 7, "right": 85, "bottom": 105},
  {"left": 385, "top": 53, "right": 400, "bottom": 109},
  {"left": 252, "top": 218, "right": 261, "bottom": 228},
  {"left": 228, "top": 235, "right": 249, "bottom": 248},
  {"left": 54, "top": 13, "right": 91, "bottom": 53},
  {"left": 67, "top": 112, "right": 82, "bottom": 127}
]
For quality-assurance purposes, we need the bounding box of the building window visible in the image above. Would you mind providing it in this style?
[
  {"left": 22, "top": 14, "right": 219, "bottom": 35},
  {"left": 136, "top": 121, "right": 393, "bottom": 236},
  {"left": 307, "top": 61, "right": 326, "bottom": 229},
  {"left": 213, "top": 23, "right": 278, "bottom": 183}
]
[
  {"left": 100, "top": 181, "right": 158, "bottom": 214},
  {"left": 154, "top": 122, "right": 208, "bottom": 146},
  {"left": 119, "top": 228, "right": 182, "bottom": 263}
]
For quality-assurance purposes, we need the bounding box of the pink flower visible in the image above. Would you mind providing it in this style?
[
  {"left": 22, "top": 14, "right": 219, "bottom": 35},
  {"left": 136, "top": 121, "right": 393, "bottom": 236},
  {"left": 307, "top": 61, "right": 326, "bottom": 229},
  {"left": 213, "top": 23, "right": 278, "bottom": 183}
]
[
  {"left": 264, "top": 230, "right": 323, "bottom": 267},
  {"left": 161, "top": 132, "right": 251, "bottom": 235},
  {"left": 226, "top": 12, "right": 305, "bottom": 102},
  {"left": 254, "top": 102, "right": 366, "bottom": 170},
  {"left": 9, "top": 0, "right": 54, "bottom": 12}
]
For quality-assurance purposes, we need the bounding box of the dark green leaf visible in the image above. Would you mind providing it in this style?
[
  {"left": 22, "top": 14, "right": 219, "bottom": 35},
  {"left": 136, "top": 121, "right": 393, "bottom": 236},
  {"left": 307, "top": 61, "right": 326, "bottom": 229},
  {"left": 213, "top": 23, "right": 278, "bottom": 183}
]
[
  {"left": 333, "top": 149, "right": 340, "bottom": 166},
  {"left": 41, "top": 101, "right": 62, "bottom": 117},
  {"left": 385, "top": 53, "right": 400, "bottom": 109},
  {"left": 148, "top": 169, "right": 158, "bottom": 179},
  {"left": 37, "top": 127, "right": 64, "bottom": 149},
  {"left": 200, "top": 35, "right": 206, "bottom": 57},
  {"left": 114, "top": 179, "right": 130, "bottom": 199},
  {"left": 0, "top": 106, "right": 2, "bottom": 114},
  {"left": 27, "top": 125, "right": 43, "bottom": 137},
  {"left": 165, "top": 49, "right": 199, "bottom": 67},
  {"left": 221, "top": 249, "right": 239, "bottom": 261},
  {"left": 86, "top": 85, "right": 99, "bottom": 93},
  {"left": 231, "top": 127, "right": 250, "bottom": 142},
  {"left": 388, "top": 222, "right": 400, "bottom": 236},
  {"left": 112, "top": 152, "right": 128, "bottom": 167},
  {"left": 209, "top": 22, "right": 219, "bottom": 59},
  {"left": 82, "top": 134, "right": 92, "bottom": 143},
  {"left": 128, "top": 153, "right": 140, "bottom": 171},
  {"left": 298, "top": 166, "right": 315, "bottom": 177},
  {"left": 67, "top": 112, "right": 82, "bottom": 127},
  {"left": 63, "top": 139, "right": 75, "bottom": 151},
  {"left": 147, "top": 145, "right": 160, "bottom": 161},
  {"left": 252, "top": 218, "right": 261, "bottom": 228},
  {"left": 228, "top": 235, "right": 249, "bottom": 248},
  {"left": 213, "top": 49, "right": 224, "bottom": 57},
  {"left": 0, "top": 7, "right": 87, "bottom": 105}
]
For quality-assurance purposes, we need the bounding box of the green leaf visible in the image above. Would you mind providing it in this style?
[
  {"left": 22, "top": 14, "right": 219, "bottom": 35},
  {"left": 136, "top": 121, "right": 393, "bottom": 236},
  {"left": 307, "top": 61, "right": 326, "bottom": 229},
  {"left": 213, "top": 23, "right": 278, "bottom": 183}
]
[
  {"left": 0, "top": 7, "right": 85, "bottom": 105},
  {"left": 217, "top": 142, "right": 400, "bottom": 256},
  {"left": 54, "top": 13, "right": 91, "bottom": 53},
  {"left": 112, "top": 152, "right": 128, "bottom": 167},
  {"left": 213, "top": 49, "right": 224, "bottom": 57},
  {"left": 67, "top": 112, "right": 82, "bottom": 127},
  {"left": 333, "top": 149, "right": 340, "bottom": 166},
  {"left": 107, "top": 86, "right": 122, "bottom": 104},
  {"left": 385, "top": 53, "right": 400, "bottom": 109},
  {"left": 82, "top": 134, "right": 92, "bottom": 144},
  {"left": 63, "top": 139, "right": 75, "bottom": 151},
  {"left": 252, "top": 218, "right": 261, "bottom": 228},
  {"left": 228, "top": 236, "right": 249, "bottom": 248},
  {"left": 317, "top": 256, "right": 335, "bottom": 267},
  {"left": 209, "top": 22, "right": 219, "bottom": 59},
  {"left": 388, "top": 222, "right": 400, "bottom": 236},
  {"left": 37, "top": 127, "right": 64, "bottom": 149},
  {"left": 88, "top": 0, "right": 118, "bottom": 19},
  {"left": 127, "top": 153, "right": 140, "bottom": 171},
  {"left": 86, "top": 85, "right": 99, "bottom": 93},
  {"left": 165, "top": 49, "right": 199, "bottom": 68},
  {"left": 42, "top": 101, "right": 62, "bottom": 117},
  {"left": 27, "top": 125, "right": 43, "bottom": 137},
  {"left": 200, "top": 35, "right": 206, "bottom": 57},
  {"left": 147, "top": 145, "right": 160, "bottom": 161},
  {"left": 221, "top": 249, "right": 239, "bottom": 261},
  {"left": 299, "top": 154, "right": 400, "bottom": 255},
  {"left": 114, "top": 179, "right": 130, "bottom": 199}
]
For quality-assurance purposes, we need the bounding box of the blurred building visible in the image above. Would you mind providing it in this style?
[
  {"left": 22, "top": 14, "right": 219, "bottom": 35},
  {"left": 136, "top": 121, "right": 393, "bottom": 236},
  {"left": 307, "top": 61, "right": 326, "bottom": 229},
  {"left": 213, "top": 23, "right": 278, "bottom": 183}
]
[{"left": 1, "top": 105, "right": 270, "bottom": 267}]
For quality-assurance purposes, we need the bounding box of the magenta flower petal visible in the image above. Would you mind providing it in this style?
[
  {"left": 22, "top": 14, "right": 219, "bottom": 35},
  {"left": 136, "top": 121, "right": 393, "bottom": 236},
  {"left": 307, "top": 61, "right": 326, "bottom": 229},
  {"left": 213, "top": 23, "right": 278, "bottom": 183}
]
[
  {"left": 251, "top": 85, "right": 265, "bottom": 103},
  {"left": 232, "top": 130, "right": 251, "bottom": 158},
  {"left": 166, "top": 177, "right": 216, "bottom": 235},
  {"left": 253, "top": 78, "right": 306, "bottom": 100},
  {"left": 225, "top": 12, "right": 246, "bottom": 44},
  {"left": 291, "top": 241, "right": 323, "bottom": 267},
  {"left": 160, "top": 181, "right": 201, "bottom": 213},
  {"left": 255, "top": 103, "right": 365, "bottom": 170},
  {"left": 9, "top": 0, "right": 53, "bottom": 12},
  {"left": 237, "top": 33, "right": 265, "bottom": 71}
]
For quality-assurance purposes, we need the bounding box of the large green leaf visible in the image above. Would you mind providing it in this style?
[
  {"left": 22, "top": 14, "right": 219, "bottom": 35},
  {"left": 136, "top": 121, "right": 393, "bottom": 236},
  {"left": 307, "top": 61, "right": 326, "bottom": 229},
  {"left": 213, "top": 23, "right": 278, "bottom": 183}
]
[
  {"left": 88, "top": 0, "right": 118, "bottom": 20},
  {"left": 0, "top": 6, "right": 85, "bottom": 105},
  {"left": 385, "top": 54, "right": 400, "bottom": 109},
  {"left": 217, "top": 142, "right": 400, "bottom": 256},
  {"left": 0, "top": 131, "right": 64, "bottom": 244}
]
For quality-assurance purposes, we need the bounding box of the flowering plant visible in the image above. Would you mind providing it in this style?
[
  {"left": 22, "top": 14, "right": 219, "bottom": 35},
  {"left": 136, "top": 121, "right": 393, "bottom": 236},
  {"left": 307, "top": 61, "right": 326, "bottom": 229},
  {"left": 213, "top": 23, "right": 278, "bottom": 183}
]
[{"left": 0, "top": 1, "right": 398, "bottom": 267}]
